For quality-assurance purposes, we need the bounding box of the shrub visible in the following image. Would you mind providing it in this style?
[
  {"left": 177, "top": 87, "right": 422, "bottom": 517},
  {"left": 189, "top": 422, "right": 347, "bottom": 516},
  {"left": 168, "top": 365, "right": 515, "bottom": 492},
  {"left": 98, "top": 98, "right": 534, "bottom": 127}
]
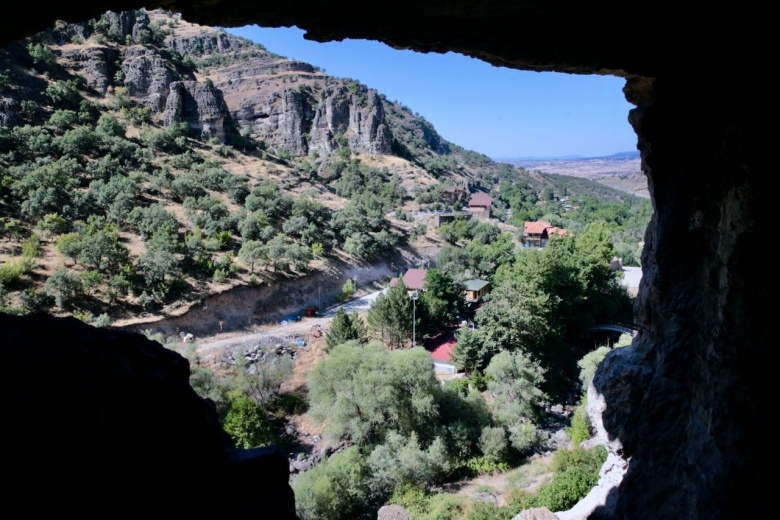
[
  {"left": 292, "top": 447, "right": 372, "bottom": 520},
  {"left": 222, "top": 390, "right": 276, "bottom": 449},
  {"left": 45, "top": 267, "right": 84, "bottom": 309},
  {"left": 521, "top": 446, "right": 607, "bottom": 512},
  {"left": 93, "top": 313, "right": 112, "bottom": 328},
  {"left": 0, "top": 258, "right": 29, "bottom": 285},
  {"left": 566, "top": 395, "right": 592, "bottom": 445}
]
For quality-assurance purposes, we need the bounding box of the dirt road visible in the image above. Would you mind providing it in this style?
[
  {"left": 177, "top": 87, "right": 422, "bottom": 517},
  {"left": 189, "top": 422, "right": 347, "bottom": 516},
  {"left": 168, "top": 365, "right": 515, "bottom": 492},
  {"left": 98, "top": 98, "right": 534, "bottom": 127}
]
[{"left": 192, "top": 289, "right": 385, "bottom": 360}]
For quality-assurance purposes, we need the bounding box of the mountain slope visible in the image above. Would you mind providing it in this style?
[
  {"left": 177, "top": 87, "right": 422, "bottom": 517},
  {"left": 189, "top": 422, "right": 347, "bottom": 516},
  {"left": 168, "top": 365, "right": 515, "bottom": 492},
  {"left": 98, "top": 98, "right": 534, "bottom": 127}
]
[{"left": 0, "top": 8, "right": 646, "bottom": 330}]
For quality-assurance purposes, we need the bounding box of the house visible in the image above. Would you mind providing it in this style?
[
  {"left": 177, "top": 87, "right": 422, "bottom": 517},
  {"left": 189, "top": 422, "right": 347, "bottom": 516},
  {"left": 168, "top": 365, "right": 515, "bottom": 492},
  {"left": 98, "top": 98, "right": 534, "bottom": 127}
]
[
  {"left": 425, "top": 328, "right": 458, "bottom": 374},
  {"left": 388, "top": 268, "right": 428, "bottom": 294},
  {"left": 523, "top": 220, "right": 567, "bottom": 248},
  {"left": 467, "top": 192, "right": 492, "bottom": 219},
  {"left": 463, "top": 279, "right": 490, "bottom": 302}
]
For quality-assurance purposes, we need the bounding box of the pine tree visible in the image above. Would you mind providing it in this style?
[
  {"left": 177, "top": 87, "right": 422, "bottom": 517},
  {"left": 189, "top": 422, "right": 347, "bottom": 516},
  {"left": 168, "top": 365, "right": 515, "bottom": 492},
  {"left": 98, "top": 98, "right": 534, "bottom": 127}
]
[
  {"left": 367, "top": 276, "right": 413, "bottom": 349},
  {"left": 326, "top": 307, "right": 368, "bottom": 350}
]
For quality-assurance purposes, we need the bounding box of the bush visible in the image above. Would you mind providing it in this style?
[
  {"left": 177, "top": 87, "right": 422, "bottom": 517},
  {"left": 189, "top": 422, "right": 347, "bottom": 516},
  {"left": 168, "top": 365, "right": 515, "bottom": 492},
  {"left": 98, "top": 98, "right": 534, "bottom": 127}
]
[
  {"left": 93, "top": 313, "right": 112, "bottom": 328},
  {"left": 0, "top": 258, "right": 29, "bottom": 285},
  {"left": 293, "top": 447, "right": 372, "bottom": 520},
  {"left": 45, "top": 267, "right": 84, "bottom": 309},
  {"left": 566, "top": 396, "right": 592, "bottom": 445},
  {"left": 521, "top": 446, "right": 607, "bottom": 512},
  {"left": 222, "top": 390, "right": 276, "bottom": 449}
]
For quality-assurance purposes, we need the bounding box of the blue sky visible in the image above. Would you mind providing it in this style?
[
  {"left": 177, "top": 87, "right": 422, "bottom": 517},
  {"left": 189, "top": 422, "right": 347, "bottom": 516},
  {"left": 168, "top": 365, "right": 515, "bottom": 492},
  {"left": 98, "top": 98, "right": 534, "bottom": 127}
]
[{"left": 226, "top": 25, "right": 638, "bottom": 160}]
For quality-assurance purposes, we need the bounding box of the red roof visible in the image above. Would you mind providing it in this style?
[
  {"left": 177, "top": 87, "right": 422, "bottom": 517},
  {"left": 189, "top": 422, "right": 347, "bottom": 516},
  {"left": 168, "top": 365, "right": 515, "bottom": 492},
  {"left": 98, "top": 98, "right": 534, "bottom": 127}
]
[
  {"left": 388, "top": 268, "right": 428, "bottom": 290},
  {"left": 524, "top": 221, "right": 550, "bottom": 234},
  {"left": 524, "top": 221, "right": 566, "bottom": 236},
  {"left": 426, "top": 328, "right": 458, "bottom": 362},
  {"left": 468, "top": 192, "right": 493, "bottom": 207},
  {"left": 549, "top": 227, "right": 567, "bottom": 237}
]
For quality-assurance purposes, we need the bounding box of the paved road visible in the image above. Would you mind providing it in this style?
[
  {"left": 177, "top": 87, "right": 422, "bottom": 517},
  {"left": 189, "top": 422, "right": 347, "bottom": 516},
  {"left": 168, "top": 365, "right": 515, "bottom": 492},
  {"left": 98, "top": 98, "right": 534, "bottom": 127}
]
[
  {"left": 620, "top": 266, "right": 642, "bottom": 292},
  {"left": 193, "top": 289, "right": 385, "bottom": 356}
]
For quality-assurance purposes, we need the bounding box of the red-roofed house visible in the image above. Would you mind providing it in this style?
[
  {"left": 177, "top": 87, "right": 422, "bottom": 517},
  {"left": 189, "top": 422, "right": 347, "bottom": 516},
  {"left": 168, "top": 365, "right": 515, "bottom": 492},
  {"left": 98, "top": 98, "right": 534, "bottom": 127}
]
[
  {"left": 388, "top": 268, "right": 428, "bottom": 294},
  {"left": 523, "top": 220, "right": 567, "bottom": 248},
  {"left": 425, "top": 327, "right": 458, "bottom": 374},
  {"left": 467, "top": 192, "right": 492, "bottom": 219}
]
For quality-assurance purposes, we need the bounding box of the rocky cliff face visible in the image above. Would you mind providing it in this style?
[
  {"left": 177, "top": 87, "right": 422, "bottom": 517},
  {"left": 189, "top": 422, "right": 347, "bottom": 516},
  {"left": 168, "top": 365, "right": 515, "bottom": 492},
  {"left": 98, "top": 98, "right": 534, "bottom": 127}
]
[
  {"left": 163, "top": 80, "right": 228, "bottom": 140},
  {"left": 121, "top": 45, "right": 179, "bottom": 111},
  {"left": 59, "top": 46, "right": 118, "bottom": 95},
  {"left": 43, "top": 12, "right": 399, "bottom": 155},
  {"left": 211, "top": 56, "right": 393, "bottom": 156}
]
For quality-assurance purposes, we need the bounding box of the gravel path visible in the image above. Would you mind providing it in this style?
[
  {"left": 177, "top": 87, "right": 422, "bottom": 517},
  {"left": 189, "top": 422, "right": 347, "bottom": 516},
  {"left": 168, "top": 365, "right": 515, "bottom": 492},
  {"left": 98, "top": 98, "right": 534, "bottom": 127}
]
[{"left": 193, "top": 289, "right": 384, "bottom": 358}]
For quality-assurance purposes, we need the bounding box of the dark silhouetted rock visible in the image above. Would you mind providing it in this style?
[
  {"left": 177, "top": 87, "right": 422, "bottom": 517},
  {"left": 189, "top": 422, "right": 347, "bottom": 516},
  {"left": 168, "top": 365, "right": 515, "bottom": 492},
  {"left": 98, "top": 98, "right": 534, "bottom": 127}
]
[{"left": 2, "top": 312, "right": 297, "bottom": 519}]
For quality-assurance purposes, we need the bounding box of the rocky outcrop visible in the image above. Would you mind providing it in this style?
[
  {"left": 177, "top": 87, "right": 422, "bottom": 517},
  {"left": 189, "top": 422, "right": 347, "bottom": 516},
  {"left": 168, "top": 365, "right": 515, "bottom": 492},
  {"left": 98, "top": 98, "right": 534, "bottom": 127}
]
[
  {"left": 218, "top": 59, "right": 317, "bottom": 81},
  {"left": 41, "top": 20, "right": 92, "bottom": 45},
  {"left": 121, "top": 45, "right": 177, "bottom": 111},
  {"left": 377, "top": 504, "right": 412, "bottom": 520},
  {"left": 349, "top": 89, "right": 393, "bottom": 154},
  {"left": 2, "top": 311, "right": 297, "bottom": 519},
  {"left": 104, "top": 9, "right": 139, "bottom": 41},
  {"left": 307, "top": 84, "right": 392, "bottom": 156},
  {"left": 163, "top": 80, "right": 228, "bottom": 141},
  {"left": 0, "top": 97, "right": 21, "bottom": 127},
  {"left": 59, "top": 45, "right": 118, "bottom": 94},
  {"left": 166, "top": 27, "right": 250, "bottom": 57},
  {"left": 271, "top": 88, "right": 311, "bottom": 154}
]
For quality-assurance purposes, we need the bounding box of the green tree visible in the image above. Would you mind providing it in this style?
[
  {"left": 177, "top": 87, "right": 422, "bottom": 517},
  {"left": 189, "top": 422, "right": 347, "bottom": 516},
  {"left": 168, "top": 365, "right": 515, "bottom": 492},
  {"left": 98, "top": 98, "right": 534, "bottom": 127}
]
[
  {"left": 419, "top": 269, "right": 463, "bottom": 338},
  {"left": 27, "top": 42, "right": 58, "bottom": 73},
  {"left": 474, "top": 279, "right": 560, "bottom": 366},
  {"left": 233, "top": 349, "right": 293, "bottom": 408},
  {"left": 45, "top": 267, "right": 83, "bottom": 309},
  {"left": 577, "top": 345, "right": 612, "bottom": 391},
  {"left": 14, "top": 157, "right": 81, "bottom": 220},
  {"left": 221, "top": 390, "right": 275, "bottom": 449},
  {"left": 566, "top": 394, "right": 592, "bottom": 445},
  {"left": 137, "top": 229, "right": 179, "bottom": 288},
  {"left": 485, "top": 350, "right": 546, "bottom": 423},
  {"left": 307, "top": 341, "right": 440, "bottom": 446},
  {"left": 325, "top": 307, "right": 369, "bottom": 350},
  {"left": 237, "top": 239, "right": 267, "bottom": 273},
  {"left": 367, "top": 276, "right": 413, "bottom": 350},
  {"left": 450, "top": 327, "right": 491, "bottom": 374},
  {"left": 292, "top": 447, "right": 372, "bottom": 520},
  {"left": 367, "top": 432, "right": 451, "bottom": 495}
]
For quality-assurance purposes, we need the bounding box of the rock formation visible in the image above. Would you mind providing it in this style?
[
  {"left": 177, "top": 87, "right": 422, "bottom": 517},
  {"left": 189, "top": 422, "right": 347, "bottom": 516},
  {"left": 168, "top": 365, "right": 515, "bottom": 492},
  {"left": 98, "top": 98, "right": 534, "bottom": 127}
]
[
  {"left": 2, "top": 311, "right": 297, "bottom": 519},
  {"left": 121, "top": 45, "right": 178, "bottom": 112},
  {"left": 0, "top": 2, "right": 771, "bottom": 519},
  {"left": 59, "top": 46, "right": 118, "bottom": 95},
  {"left": 163, "top": 79, "right": 228, "bottom": 141}
]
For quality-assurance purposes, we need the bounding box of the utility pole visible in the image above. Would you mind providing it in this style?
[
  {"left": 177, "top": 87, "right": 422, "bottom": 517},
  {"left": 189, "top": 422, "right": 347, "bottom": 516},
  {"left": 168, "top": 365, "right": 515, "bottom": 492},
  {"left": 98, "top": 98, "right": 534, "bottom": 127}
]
[{"left": 410, "top": 290, "right": 419, "bottom": 348}]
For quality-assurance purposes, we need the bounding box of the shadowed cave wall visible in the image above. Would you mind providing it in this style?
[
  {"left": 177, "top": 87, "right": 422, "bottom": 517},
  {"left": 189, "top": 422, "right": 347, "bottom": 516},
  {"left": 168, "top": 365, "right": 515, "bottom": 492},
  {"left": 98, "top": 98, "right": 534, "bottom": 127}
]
[{"left": 1, "top": 2, "right": 771, "bottom": 519}]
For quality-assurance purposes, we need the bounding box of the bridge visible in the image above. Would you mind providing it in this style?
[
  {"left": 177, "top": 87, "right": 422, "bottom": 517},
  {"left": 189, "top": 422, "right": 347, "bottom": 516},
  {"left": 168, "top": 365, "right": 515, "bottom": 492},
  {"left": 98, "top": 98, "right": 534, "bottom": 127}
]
[{"left": 591, "top": 323, "right": 638, "bottom": 336}]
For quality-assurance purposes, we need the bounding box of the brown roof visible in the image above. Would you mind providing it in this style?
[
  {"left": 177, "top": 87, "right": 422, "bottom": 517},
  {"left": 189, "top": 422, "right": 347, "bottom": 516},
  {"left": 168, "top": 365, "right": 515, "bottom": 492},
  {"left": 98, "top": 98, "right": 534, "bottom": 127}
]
[
  {"left": 388, "top": 268, "right": 428, "bottom": 290},
  {"left": 549, "top": 227, "right": 567, "bottom": 237},
  {"left": 524, "top": 221, "right": 550, "bottom": 234},
  {"left": 468, "top": 192, "right": 492, "bottom": 207},
  {"left": 524, "top": 220, "right": 567, "bottom": 237}
]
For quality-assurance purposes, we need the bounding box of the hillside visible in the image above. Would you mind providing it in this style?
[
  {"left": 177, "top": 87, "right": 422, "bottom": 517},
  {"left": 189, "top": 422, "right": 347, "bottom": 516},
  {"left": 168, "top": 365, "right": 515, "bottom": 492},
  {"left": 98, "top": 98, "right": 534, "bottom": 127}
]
[{"left": 0, "top": 8, "right": 647, "bottom": 332}]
